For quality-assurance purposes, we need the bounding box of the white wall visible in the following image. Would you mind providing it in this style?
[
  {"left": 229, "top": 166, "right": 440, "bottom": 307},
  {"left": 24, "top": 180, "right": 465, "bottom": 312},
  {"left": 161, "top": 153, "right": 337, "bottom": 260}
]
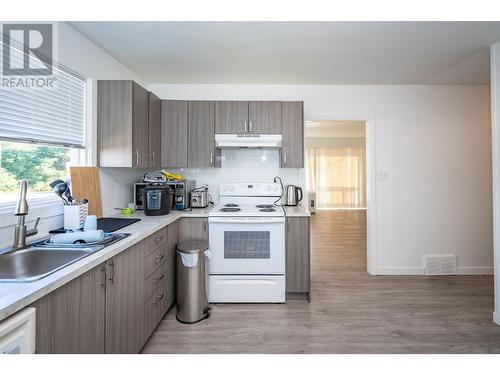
[
  {"left": 490, "top": 43, "right": 500, "bottom": 326},
  {"left": 150, "top": 83, "right": 493, "bottom": 275},
  {"left": 0, "top": 22, "right": 146, "bottom": 248}
]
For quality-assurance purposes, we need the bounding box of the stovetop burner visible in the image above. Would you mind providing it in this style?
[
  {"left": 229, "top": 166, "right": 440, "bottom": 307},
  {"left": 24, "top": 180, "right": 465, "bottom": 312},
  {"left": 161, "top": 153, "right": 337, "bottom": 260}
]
[
  {"left": 224, "top": 203, "right": 239, "bottom": 207},
  {"left": 259, "top": 208, "right": 277, "bottom": 212},
  {"left": 256, "top": 204, "right": 274, "bottom": 209},
  {"left": 220, "top": 207, "right": 241, "bottom": 212}
]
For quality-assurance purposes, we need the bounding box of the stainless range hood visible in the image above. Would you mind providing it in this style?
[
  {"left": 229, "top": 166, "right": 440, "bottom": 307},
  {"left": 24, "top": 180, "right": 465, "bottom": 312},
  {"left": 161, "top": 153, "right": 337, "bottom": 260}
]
[{"left": 215, "top": 134, "right": 282, "bottom": 148}]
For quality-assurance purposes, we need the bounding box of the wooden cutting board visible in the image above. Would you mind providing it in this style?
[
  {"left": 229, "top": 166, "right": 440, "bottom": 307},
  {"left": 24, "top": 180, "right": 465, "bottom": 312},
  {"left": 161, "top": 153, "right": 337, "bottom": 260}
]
[{"left": 69, "top": 166, "right": 103, "bottom": 218}]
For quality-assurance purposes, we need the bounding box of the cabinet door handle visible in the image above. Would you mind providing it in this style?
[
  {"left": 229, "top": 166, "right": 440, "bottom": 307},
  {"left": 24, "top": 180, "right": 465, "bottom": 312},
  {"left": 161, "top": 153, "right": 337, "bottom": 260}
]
[
  {"left": 153, "top": 293, "right": 165, "bottom": 304},
  {"left": 210, "top": 153, "right": 213, "bottom": 165},
  {"left": 154, "top": 254, "right": 165, "bottom": 264},
  {"left": 249, "top": 121, "right": 253, "bottom": 133},
  {"left": 283, "top": 153, "right": 287, "bottom": 166},
  {"left": 135, "top": 149, "right": 139, "bottom": 166},
  {"left": 154, "top": 236, "right": 162, "bottom": 243},
  {"left": 107, "top": 261, "right": 114, "bottom": 284},
  {"left": 99, "top": 264, "right": 106, "bottom": 287},
  {"left": 203, "top": 220, "right": 207, "bottom": 232},
  {"left": 154, "top": 274, "right": 165, "bottom": 284},
  {"left": 244, "top": 121, "right": 247, "bottom": 133},
  {"left": 152, "top": 151, "right": 155, "bottom": 165}
]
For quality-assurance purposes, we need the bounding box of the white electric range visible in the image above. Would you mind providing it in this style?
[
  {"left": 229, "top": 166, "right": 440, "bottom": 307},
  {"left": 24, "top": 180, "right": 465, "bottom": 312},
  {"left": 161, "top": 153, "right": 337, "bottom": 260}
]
[{"left": 208, "top": 182, "right": 286, "bottom": 303}]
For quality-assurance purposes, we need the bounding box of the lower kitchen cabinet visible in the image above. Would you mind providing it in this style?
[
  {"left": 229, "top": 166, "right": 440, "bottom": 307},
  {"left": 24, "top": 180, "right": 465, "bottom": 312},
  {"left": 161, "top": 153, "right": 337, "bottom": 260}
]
[
  {"left": 29, "top": 222, "right": 180, "bottom": 354},
  {"left": 285, "top": 217, "right": 310, "bottom": 300},
  {"left": 30, "top": 264, "right": 106, "bottom": 354},
  {"left": 105, "top": 240, "right": 146, "bottom": 354},
  {"left": 179, "top": 217, "right": 209, "bottom": 242},
  {"left": 142, "top": 222, "right": 177, "bottom": 342},
  {"left": 166, "top": 220, "right": 180, "bottom": 307}
]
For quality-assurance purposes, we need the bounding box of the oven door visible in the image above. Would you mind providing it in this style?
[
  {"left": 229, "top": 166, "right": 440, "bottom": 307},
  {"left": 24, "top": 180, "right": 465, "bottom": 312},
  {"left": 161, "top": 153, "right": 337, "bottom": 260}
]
[{"left": 208, "top": 217, "right": 285, "bottom": 274}]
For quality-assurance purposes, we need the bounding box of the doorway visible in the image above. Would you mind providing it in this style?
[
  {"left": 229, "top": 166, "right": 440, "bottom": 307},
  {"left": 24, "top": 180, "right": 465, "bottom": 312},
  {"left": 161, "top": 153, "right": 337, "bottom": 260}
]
[
  {"left": 305, "top": 120, "right": 367, "bottom": 209},
  {"left": 305, "top": 119, "right": 373, "bottom": 274}
]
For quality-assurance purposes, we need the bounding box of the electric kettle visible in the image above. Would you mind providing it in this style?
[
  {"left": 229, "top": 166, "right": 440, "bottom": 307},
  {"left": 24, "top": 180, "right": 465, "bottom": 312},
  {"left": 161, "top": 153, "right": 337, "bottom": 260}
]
[{"left": 283, "top": 185, "right": 303, "bottom": 206}]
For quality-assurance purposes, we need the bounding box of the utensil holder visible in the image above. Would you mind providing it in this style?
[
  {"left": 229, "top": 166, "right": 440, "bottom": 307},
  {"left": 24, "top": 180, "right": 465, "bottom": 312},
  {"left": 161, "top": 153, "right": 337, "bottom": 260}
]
[{"left": 64, "top": 203, "right": 88, "bottom": 230}]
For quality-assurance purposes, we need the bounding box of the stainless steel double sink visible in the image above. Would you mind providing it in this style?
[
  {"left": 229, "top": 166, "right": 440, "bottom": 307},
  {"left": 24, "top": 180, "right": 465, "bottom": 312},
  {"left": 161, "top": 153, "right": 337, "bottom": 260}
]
[{"left": 0, "top": 233, "right": 130, "bottom": 282}]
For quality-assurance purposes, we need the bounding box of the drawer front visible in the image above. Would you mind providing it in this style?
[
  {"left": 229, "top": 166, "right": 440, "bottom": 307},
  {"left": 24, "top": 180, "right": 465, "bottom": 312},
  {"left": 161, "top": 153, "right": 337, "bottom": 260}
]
[
  {"left": 145, "top": 245, "right": 167, "bottom": 279},
  {"left": 144, "top": 280, "right": 169, "bottom": 335},
  {"left": 143, "top": 278, "right": 166, "bottom": 339},
  {"left": 145, "top": 227, "right": 168, "bottom": 256},
  {"left": 144, "top": 261, "right": 168, "bottom": 302}
]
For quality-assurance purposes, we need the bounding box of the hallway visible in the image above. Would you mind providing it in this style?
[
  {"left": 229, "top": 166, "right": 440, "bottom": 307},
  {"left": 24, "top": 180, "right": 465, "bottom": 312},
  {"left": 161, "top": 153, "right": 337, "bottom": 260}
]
[{"left": 142, "top": 210, "right": 500, "bottom": 353}]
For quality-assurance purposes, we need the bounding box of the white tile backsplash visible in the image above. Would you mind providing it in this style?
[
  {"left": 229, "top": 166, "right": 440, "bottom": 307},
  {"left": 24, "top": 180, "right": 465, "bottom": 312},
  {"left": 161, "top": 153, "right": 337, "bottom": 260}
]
[
  {"left": 221, "top": 149, "right": 280, "bottom": 168},
  {"left": 99, "top": 163, "right": 304, "bottom": 213}
]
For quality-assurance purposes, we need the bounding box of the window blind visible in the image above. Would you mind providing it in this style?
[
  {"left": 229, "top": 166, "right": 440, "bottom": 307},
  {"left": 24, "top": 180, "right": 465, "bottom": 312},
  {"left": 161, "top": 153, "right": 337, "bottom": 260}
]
[{"left": 0, "top": 38, "right": 86, "bottom": 148}]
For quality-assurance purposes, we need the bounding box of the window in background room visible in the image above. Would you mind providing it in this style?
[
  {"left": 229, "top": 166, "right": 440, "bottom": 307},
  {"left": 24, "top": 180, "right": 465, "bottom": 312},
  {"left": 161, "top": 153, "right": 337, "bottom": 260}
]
[
  {"left": 0, "top": 37, "right": 87, "bottom": 204},
  {"left": 307, "top": 147, "right": 366, "bottom": 208}
]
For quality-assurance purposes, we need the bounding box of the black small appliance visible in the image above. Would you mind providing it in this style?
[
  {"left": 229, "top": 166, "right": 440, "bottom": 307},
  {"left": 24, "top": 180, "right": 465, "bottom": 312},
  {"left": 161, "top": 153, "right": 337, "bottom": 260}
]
[{"left": 143, "top": 183, "right": 173, "bottom": 216}]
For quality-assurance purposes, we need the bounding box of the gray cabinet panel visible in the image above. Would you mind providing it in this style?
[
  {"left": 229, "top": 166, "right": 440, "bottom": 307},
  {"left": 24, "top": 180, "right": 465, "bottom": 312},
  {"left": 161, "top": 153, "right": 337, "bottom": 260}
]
[
  {"left": 215, "top": 101, "right": 249, "bottom": 134},
  {"left": 148, "top": 92, "right": 161, "bottom": 168},
  {"left": 132, "top": 82, "right": 149, "bottom": 167},
  {"left": 179, "top": 217, "right": 209, "bottom": 242},
  {"left": 31, "top": 264, "right": 106, "bottom": 354},
  {"left": 105, "top": 241, "right": 146, "bottom": 354},
  {"left": 281, "top": 101, "right": 304, "bottom": 168},
  {"left": 188, "top": 101, "right": 215, "bottom": 168},
  {"left": 97, "top": 80, "right": 133, "bottom": 167},
  {"left": 166, "top": 220, "right": 180, "bottom": 309},
  {"left": 97, "top": 80, "right": 150, "bottom": 167},
  {"left": 286, "top": 217, "right": 310, "bottom": 293},
  {"left": 161, "top": 100, "right": 188, "bottom": 168},
  {"left": 249, "top": 101, "right": 282, "bottom": 134}
]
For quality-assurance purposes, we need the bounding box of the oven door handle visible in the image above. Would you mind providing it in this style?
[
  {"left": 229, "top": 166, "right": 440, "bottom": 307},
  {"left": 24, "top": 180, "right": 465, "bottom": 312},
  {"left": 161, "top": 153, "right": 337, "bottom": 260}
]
[{"left": 208, "top": 217, "right": 285, "bottom": 224}]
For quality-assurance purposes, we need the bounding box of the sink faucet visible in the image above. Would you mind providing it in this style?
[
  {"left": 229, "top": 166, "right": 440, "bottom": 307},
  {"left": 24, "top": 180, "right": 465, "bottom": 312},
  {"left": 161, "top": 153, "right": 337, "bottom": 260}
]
[{"left": 13, "top": 179, "right": 40, "bottom": 250}]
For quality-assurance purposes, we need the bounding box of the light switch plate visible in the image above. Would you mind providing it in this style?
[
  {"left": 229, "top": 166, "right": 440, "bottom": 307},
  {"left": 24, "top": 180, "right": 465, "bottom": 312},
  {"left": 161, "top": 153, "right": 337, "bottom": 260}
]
[{"left": 378, "top": 170, "right": 389, "bottom": 180}]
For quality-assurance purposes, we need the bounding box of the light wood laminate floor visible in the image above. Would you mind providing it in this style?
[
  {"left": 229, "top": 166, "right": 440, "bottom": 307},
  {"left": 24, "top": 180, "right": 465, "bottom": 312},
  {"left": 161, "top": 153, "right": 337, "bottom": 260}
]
[{"left": 142, "top": 210, "right": 500, "bottom": 353}]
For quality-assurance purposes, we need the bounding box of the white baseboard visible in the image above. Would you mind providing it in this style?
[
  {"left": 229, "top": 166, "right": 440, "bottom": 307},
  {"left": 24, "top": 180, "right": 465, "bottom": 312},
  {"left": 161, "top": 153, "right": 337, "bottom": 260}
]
[
  {"left": 494, "top": 311, "right": 500, "bottom": 326},
  {"left": 376, "top": 266, "right": 493, "bottom": 276}
]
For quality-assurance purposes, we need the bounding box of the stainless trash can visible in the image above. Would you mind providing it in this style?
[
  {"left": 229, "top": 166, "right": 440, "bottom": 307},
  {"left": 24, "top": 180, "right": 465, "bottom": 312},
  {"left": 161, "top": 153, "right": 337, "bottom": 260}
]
[{"left": 176, "top": 240, "right": 211, "bottom": 324}]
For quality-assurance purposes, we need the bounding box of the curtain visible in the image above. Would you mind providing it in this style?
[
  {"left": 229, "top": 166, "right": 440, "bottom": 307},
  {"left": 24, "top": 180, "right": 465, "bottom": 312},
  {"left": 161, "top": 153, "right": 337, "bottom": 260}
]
[{"left": 307, "top": 147, "right": 366, "bottom": 208}]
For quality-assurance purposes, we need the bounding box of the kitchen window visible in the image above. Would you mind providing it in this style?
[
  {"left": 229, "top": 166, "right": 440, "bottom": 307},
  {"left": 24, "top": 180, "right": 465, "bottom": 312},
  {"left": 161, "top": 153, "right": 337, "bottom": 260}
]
[{"left": 0, "top": 56, "right": 87, "bottom": 206}]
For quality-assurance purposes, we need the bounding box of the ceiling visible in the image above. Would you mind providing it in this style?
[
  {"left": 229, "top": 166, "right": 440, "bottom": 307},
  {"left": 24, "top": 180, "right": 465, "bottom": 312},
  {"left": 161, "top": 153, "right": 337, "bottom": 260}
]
[
  {"left": 305, "top": 120, "right": 366, "bottom": 138},
  {"left": 69, "top": 21, "right": 500, "bottom": 85}
]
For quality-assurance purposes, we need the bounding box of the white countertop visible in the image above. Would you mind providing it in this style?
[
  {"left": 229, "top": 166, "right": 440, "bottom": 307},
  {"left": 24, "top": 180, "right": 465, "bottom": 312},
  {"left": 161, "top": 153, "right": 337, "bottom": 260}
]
[
  {"left": 283, "top": 205, "right": 311, "bottom": 217},
  {"left": 0, "top": 206, "right": 214, "bottom": 322}
]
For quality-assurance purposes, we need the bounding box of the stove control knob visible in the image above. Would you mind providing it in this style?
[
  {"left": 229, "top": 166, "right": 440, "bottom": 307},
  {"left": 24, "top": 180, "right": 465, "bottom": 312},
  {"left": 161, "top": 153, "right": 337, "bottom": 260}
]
[
  {"left": 273, "top": 185, "right": 278, "bottom": 191},
  {"left": 266, "top": 185, "right": 271, "bottom": 191},
  {"left": 230, "top": 186, "right": 235, "bottom": 191}
]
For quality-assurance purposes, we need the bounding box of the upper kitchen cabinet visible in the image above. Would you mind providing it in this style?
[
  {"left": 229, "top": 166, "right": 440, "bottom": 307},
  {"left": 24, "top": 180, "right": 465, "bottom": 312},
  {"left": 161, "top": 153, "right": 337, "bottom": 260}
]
[
  {"left": 188, "top": 101, "right": 215, "bottom": 168},
  {"left": 97, "top": 80, "right": 149, "bottom": 167},
  {"left": 161, "top": 100, "right": 188, "bottom": 168},
  {"left": 281, "top": 101, "right": 304, "bottom": 168},
  {"left": 248, "top": 101, "right": 282, "bottom": 134},
  {"left": 215, "top": 101, "right": 249, "bottom": 134},
  {"left": 148, "top": 92, "right": 161, "bottom": 168}
]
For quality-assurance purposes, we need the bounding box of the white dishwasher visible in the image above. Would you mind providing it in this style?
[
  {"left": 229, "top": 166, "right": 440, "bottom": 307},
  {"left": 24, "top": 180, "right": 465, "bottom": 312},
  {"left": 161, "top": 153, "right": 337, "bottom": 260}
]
[{"left": 0, "top": 307, "right": 36, "bottom": 354}]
